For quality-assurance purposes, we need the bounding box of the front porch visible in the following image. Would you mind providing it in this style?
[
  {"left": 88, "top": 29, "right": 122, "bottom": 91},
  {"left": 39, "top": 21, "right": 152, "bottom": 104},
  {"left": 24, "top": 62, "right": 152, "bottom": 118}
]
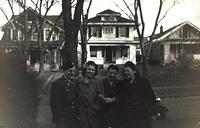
[{"left": 86, "top": 44, "right": 137, "bottom": 66}]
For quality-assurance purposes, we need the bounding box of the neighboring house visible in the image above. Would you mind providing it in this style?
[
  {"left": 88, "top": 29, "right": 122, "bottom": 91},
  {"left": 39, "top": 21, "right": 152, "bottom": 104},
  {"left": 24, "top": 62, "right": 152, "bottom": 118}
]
[
  {"left": 148, "top": 21, "right": 200, "bottom": 65},
  {"left": 82, "top": 9, "right": 140, "bottom": 66},
  {"left": 0, "top": 7, "right": 64, "bottom": 70}
]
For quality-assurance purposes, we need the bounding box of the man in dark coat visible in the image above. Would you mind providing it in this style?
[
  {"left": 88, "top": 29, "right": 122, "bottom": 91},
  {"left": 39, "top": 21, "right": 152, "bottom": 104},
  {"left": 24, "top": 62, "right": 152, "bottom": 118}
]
[{"left": 50, "top": 62, "right": 79, "bottom": 128}]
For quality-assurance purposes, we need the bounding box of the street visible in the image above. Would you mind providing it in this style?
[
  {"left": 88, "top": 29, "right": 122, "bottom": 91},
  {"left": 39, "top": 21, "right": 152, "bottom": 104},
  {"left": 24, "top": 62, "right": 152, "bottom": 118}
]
[{"left": 153, "top": 96, "right": 200, "bottom": 128}]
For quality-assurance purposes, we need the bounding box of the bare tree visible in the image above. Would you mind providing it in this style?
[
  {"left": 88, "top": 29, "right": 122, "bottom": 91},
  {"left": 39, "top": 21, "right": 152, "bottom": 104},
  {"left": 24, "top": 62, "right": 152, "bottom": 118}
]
[
  {"left": 1, "top": 0, "right": 59, "bottom": 75},
  {"left": 122, "top": 0, "right": 178, "bottom": 78},
  {"left": 80, "top": 0, "right": 93, "bottom": 67}
]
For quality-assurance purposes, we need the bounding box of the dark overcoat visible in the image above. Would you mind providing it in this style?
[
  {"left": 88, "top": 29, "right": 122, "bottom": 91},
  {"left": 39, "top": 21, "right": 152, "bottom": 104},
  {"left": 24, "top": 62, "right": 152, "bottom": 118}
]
[
  {"left": 115, "top": 78, "right": 156, "bottom": 128},
  {"left": 100, "top": 78, "right": 118, "bottom": 128},
  {"left": 50, "top": 76, "right": 79, "bottom": 128}
]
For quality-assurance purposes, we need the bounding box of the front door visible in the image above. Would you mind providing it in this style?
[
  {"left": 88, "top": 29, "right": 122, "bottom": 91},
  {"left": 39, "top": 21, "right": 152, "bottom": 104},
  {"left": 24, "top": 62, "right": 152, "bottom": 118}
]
[{"left": 106, "top": 47, "right": 112, "bottom": 62}]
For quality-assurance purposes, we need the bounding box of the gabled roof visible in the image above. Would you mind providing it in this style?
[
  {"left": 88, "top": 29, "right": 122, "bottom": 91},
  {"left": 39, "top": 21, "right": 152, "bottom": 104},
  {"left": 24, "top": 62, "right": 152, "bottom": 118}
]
[
  {"left": 153, "top": 21, "right": 200, "bottom": 42},
  {"left": 46, "top": 15, "right": 63, "bottom": 28},
  {"left": 97, "top": 9, "right": 121, "bottom": 16},
  {"left": 1, "top": 7, "right": 63, "bottom": 31},
  {"left": 88, "top": 16, "right": 133, "bottom": 23},
  {"left": 88, "top": 9, "right": 133, "bottom": 23}
]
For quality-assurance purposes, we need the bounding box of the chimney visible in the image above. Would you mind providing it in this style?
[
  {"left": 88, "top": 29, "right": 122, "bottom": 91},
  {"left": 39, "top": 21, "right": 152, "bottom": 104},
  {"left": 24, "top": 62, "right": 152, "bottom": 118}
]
[{"left": 160, "top": 25, "right": 163, "bottom": 33}]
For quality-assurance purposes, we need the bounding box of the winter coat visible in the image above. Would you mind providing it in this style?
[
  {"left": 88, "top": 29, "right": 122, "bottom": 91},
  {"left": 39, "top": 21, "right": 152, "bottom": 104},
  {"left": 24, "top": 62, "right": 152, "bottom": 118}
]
[
  {"left": 115, "top": 78, "right": 156, "bottom": 128},
  {"left": 50, "top": 76, "right": 79, "bottom": 128},
  {"left": 78, "top": 77, "right": 104, "bottom": 128}
]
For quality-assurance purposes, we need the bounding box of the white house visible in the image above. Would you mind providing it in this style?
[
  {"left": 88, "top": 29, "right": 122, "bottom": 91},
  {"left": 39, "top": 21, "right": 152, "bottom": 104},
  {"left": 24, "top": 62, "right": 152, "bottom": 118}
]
[{"left": 81, "top": 9, "right": 140, "bottom": 66}]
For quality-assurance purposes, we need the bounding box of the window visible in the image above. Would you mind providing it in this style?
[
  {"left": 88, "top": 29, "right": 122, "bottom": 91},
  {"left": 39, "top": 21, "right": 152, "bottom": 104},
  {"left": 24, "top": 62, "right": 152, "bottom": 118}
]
[
  {"left": 18, "top": 31, "right": 23, "bottom": 40},
  {"left": 32, "top": 32, "right": 38, "bottom": 40},
  {"left": 13, "top": 30, "right": 17, "bottom": 40},
  {"left": 27, "top": 21, "right": 32, "bottom": 29},
  {"left": 91, "top": 27, "right": 102, "bottom": 37},
  {"left": 7, "top": 30, "right": 11, "bottom": 40},
  {"left": 103, "top": 16, "right": 115, "bottom": 21},
  {"left": 119, "top": 27, "right": 126, "bottom": 37},
  {"left": 45, "top": 29, "right": 50, "bottom": 40},
  {"left": 52, "top": 33, "right": 57, "bottom": 41},
  {"left": 103, "top": 26, "right": 113, "bottom": 34},
  {"left": 121, "top": 46, "right": 128, "bottom": 57},
  {"left": 90, "top": 46, "right": 97, "bottom": 57},
  {"left": 118, "top": 26, "right": 129, "bottom": 37}
]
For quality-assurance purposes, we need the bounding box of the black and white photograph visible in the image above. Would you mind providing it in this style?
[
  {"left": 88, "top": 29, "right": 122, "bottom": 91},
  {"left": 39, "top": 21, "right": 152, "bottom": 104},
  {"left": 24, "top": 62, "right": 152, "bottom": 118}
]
[{"left": 0, "top": 0, "right": 200, "bottom": 128}]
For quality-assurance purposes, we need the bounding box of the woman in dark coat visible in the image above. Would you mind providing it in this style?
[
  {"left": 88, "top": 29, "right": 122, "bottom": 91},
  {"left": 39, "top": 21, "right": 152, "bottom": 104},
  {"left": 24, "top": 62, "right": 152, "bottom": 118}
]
[
  {"left": 115, "top": 61, "right": 156, "bottom": 128},
  {"left": 100, "top": 64, "right": 119, "bottom": 128}
]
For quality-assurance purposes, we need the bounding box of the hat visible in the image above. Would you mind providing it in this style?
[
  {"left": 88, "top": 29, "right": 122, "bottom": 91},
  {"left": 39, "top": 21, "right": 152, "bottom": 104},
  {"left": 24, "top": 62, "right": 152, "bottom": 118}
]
[
  {"left": 124, "top": 61, "right": 136, "bottom": 70},
  {"left": 61, "top": 62, "right": 75, "bottom": 70}
]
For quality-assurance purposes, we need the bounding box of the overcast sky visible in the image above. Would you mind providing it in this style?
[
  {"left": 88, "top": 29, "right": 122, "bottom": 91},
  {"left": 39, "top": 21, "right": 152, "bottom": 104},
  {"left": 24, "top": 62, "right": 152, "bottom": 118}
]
[{"left": 0, "top": 0, "right": 200, "bottom": 38}]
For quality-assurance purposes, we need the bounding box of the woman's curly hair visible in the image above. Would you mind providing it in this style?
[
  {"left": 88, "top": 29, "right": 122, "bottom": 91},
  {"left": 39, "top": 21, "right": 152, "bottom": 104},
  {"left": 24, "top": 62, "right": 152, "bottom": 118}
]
[{"left": 82, "top": 61, "right": 98, "bottom": 77}]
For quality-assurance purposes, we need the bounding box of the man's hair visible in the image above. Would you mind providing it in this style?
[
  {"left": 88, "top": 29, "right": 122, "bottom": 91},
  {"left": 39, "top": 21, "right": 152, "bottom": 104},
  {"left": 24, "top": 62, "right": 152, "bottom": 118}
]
[{"left": 107, "top": 64, "right": 119, "bottom": 73}]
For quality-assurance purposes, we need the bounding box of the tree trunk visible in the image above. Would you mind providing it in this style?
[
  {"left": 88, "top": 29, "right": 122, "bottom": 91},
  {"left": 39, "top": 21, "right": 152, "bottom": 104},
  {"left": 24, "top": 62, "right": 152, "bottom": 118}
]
[
  {"left": 62, "top": 0, "right": 84, "bottom": 66},
  {"left": 39, "top": 49, "right": 45, "bottom": 76}
]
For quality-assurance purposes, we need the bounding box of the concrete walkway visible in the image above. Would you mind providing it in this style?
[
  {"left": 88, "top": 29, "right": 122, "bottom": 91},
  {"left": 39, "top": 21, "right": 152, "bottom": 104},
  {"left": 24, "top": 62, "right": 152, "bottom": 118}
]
[{"left": 36, "top": 72, "right": 62, "bottom": 128}]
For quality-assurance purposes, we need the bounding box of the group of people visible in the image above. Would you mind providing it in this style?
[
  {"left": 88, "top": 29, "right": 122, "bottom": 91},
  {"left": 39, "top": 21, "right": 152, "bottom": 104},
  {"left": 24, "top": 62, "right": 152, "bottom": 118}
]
[{"left": 50, "top": 60, "right": 157, "bottom": 128}]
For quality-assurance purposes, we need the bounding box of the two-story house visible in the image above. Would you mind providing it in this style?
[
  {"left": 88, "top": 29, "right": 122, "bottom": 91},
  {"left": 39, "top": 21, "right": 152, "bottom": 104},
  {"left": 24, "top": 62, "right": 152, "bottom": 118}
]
[
  {"left": 0, "top": 7, "right": 64, "bottom": 70},
  {"left": 83, "top": 9, "right": 140, "bottom": 66},
  {"left": 1, "top": 8, "right": 140, "bottom": 70}
]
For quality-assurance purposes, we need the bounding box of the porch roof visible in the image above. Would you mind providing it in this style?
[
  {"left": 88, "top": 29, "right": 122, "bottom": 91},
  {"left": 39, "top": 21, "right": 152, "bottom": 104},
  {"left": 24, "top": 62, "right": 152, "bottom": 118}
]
[{"left": 0, "top": 40, "right": 62, "bottom": 48}]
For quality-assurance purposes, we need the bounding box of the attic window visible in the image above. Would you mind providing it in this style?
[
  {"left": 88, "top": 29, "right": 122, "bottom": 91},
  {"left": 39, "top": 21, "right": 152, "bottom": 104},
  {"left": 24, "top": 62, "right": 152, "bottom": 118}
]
[
  {"left": 102, "top": 16, "right": 115, "bottom": 21},
  {"left": 27, "top": 21, "right": 32, "bottom": 29}
]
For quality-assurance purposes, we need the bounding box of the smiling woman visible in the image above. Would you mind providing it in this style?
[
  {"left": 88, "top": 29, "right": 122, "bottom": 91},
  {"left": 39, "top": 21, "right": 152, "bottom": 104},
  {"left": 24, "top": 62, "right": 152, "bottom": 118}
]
[{"left": 78, "top": 61, "right": 104, "bottom": 128}]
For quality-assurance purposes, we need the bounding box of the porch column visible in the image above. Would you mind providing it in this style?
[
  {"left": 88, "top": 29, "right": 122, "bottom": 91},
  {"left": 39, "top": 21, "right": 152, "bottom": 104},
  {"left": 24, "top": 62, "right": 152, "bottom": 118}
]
[
  {"left": 26, "top": 53, "right": 31, "bottom": 66},
  {"left": 86, "top": 45, "right": 90, "bottom": 62},
  {"left": 164, "top": 44, "right": 171, "bottom": 64},
  {"left": 129, "top": 45, "right": 136, "bottom": 64}
]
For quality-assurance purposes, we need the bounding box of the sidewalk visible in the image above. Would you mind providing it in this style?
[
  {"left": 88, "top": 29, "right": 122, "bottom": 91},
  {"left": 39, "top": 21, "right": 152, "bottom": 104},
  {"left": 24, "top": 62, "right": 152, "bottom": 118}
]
[{"left": 36, "top": 72, "right": 63, "bottom": 128}]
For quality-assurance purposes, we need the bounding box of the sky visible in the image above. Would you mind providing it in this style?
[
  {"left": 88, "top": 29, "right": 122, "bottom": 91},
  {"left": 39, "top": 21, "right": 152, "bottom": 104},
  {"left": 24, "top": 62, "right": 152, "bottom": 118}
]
[{"left": 0, "top": 0, "right": 200, "bottom": 38}]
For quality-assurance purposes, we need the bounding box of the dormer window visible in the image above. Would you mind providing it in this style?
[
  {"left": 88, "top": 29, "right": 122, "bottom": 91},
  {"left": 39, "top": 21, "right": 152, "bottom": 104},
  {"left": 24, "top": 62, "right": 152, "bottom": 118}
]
[{"left": 102, "top": 16, "right": 115, "bottom": 21}]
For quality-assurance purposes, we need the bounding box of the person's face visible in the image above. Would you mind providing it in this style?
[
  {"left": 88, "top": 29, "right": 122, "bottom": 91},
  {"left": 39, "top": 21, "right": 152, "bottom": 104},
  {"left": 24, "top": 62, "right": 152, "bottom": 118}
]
[
  {"left": 107, "top": 68, "right": 118, "bottom": 82},
  {"left": 86, "top": 65, "right": 96, "bottom": 79},
  {"left": 124, "top": 67, "right": 136, "bottom": 80},
  {"left": 63, "top": 66, "right": 76, "bottom": 80}
]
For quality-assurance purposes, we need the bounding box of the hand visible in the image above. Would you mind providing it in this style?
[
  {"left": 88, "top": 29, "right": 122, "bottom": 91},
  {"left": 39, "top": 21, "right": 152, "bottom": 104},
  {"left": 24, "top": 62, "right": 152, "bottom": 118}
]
[
  {"left": 98, "top": 94, "right": 104, "bottom": 99},
  {"left": 104, "top": 97, "right": 116, "bottom": 104}
]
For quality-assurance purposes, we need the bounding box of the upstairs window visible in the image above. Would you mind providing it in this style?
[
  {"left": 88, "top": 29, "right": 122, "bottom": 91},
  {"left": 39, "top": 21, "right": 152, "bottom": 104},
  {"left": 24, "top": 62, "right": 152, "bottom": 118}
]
[
  {"left": 103, "top": 26, "right": 113, "bottom": 34},
  {"left": 119, "top": 27, "right": 126, "bottom": 37},
  {"left": 103, "top": 16, "right": 115, "bottom": 21},
  {"left": 116, "top": 26, "right": 129, "bottom": 38},
  {"left": 90, "top": 27, "right": 102, "bottom": 38},
  {"left": 13, "top": 30, "right": 17, "bottom": 40},
  {"left": 32, "top": 32, "right": 38, "bottom": 40},
  {"left": 27, "top": 21, "right": 32, "bottom": 29},
  {"left": 45, "top": 29, "right": 50, "bottom": 40},
  {"left": 18, "top": 31, "right": 23, "bottom": 40}
]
